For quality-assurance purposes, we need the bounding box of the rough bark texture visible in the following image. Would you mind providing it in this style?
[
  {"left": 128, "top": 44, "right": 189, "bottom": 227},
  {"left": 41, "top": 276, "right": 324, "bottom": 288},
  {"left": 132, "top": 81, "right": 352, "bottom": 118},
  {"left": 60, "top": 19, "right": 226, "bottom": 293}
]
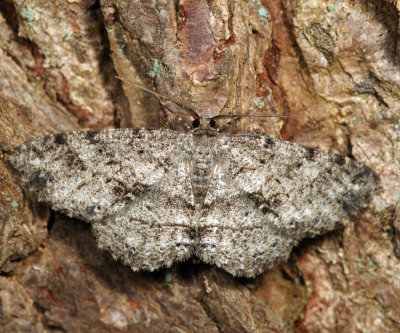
[{"left": 0, "top": 0, "right": 399, "bottom": 332}]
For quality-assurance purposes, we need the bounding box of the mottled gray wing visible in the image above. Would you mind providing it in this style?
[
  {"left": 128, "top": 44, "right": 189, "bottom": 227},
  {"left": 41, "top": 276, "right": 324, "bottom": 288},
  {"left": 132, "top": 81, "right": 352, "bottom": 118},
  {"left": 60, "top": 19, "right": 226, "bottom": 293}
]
[
  {"left": 198, "top": 135, "right": 379, "bottom": 277},
  {"left": 9, "top": 128, "right": 195, "bottom": 271}
]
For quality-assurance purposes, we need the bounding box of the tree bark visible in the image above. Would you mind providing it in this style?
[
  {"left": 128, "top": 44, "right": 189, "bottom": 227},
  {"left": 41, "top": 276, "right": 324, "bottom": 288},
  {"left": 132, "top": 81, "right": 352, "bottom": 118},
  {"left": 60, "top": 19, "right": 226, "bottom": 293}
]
[{"left": 0, "top": 0, "right": 399, "bottom": 332}]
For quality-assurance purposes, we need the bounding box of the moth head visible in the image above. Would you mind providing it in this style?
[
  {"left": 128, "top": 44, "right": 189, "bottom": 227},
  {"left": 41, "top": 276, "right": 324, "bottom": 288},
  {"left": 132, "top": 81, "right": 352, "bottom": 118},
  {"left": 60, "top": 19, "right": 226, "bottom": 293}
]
[
  {"left": 115, "top": 76, "right": 299, "bottom": 133},
  {"left": 192, "top": 117, "right": 216, "bottom": 131}
]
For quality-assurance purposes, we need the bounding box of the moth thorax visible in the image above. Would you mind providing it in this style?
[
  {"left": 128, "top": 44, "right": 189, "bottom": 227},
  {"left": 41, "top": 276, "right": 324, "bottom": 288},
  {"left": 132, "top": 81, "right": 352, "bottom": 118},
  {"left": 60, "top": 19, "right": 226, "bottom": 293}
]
[{"left": 190, "top": 131, "right": 217, "bottom": 210}]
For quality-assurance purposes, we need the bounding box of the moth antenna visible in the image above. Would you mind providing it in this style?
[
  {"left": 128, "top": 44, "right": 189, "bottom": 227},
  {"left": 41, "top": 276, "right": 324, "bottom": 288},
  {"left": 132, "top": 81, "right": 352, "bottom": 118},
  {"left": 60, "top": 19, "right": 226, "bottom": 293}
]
[
  {"left": 212, "top": 114, "right": 301, "bottom": 120},
  {"left": 213, "top": 114, "right": 301, "bottom": 133},
  {"left": 115, "top": 76, "right": 200, "bottom": 120}
]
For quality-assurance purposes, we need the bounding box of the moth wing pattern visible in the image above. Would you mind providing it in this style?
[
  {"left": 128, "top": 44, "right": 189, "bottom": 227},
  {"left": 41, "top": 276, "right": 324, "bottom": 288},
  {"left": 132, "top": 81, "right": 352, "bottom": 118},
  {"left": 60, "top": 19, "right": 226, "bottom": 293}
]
[
  {"left": 91, "top": 151, "right": 196, "bottom": 271},
  {"left": 9, "top": 128, "right": 196, "bottom": 271},
  {"left": 9, "top": 127, "right": 380, "bottom": 277},
  {"left": 198, "top": 135, "right": 379, "bottom": 277}
]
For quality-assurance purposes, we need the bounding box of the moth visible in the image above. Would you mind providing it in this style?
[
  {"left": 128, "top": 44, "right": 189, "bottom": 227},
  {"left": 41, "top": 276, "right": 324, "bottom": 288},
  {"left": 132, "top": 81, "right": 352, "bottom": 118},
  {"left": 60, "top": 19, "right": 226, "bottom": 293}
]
[{"left": 9, "top": 78, "right": 380, "bottom": 277}]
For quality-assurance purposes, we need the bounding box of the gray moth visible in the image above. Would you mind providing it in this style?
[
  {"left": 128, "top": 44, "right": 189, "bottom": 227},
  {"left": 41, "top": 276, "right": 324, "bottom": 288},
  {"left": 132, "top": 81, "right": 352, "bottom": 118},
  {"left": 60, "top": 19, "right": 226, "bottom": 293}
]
[{"left": 9, "top": 109, "right": 380, "bottom": 278}]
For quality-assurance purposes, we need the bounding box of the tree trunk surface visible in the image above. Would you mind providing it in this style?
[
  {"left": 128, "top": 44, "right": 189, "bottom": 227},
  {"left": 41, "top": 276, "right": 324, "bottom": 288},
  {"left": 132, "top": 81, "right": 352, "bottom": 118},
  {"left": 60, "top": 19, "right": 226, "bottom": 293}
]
[{"left": 0, "top": 0, "right": 399, "bottom": 332}]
